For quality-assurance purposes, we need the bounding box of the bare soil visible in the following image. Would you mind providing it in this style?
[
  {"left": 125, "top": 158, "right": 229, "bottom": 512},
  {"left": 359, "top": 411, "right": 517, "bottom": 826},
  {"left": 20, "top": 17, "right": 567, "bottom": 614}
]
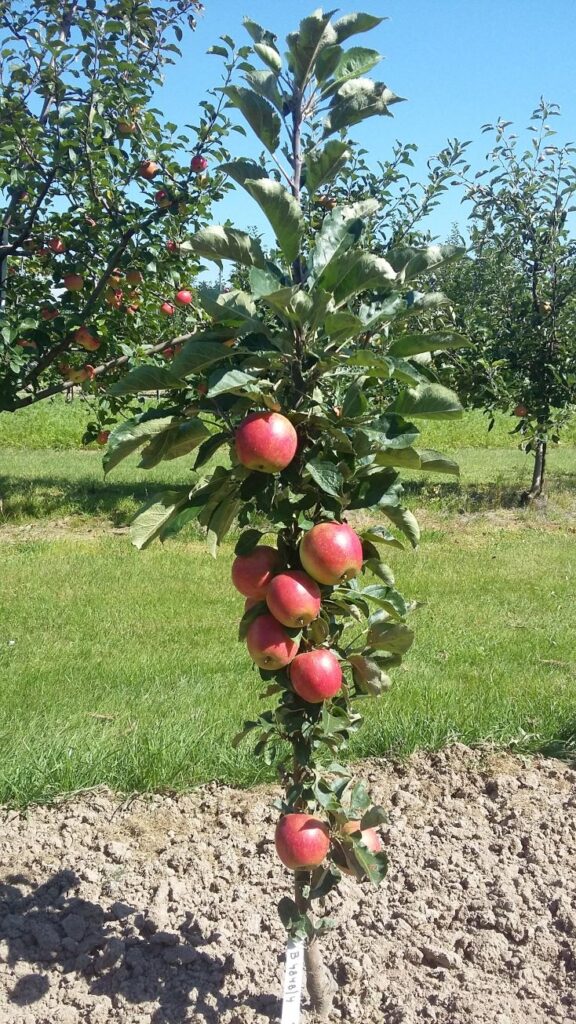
[{"left": 1, "top": 746, "right": 575, "bottom": 1023}]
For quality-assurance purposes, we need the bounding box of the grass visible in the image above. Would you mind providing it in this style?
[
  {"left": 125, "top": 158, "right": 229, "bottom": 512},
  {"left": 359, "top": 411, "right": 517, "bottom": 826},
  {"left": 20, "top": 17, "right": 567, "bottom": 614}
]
[
  {"left": 0, "top": 398, "right": 575, "bottom": 805},
  {"left": 1, "top": 524, "right": 574, "bottom": 806}
]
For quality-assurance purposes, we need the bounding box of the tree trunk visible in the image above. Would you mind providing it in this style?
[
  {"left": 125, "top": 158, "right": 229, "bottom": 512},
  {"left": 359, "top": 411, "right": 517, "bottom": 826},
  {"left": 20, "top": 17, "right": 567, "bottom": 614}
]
[
  {"left": 521, "top": 437, "right": 547, "bottom": 505},
  {"left": 294, "top": 873, "right": 336, "bottom": 1019}
]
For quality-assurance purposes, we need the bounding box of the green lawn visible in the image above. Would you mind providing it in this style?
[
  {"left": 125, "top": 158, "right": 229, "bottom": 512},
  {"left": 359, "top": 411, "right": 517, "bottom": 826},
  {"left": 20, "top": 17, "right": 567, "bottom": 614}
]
[{"left": 1, "top": 398, "right": 575, "bottom": 805}]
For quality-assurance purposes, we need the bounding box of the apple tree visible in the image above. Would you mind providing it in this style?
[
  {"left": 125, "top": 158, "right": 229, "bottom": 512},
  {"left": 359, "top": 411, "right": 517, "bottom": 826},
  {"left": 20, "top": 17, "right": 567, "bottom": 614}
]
[
  {"left": 437, "top": 103, "right": 576, "bottom": 502},
  {"left": 106, "top": 9, "right": 465, "bottom": 1016},
  {"left": 0, "top": 0, "right": 238, "bottom": 432}
]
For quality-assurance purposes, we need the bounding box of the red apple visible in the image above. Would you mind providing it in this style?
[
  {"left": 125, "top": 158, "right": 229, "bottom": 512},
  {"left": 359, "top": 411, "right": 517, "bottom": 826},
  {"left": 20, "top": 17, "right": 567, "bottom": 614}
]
[
  {"left": 16, "top": 338, "right": 37, "bottom": 350},
  {"left": 246, "top": 614, "right": 299, "bottom": 670},
  {"left": 48, "top": 237, "right": 66, "bottom": 254},
  {"left": 175, "top": 288, "right": 193, "bottom": 307},
  {"left": 97, "top": 429, "right": 110, "bottom": 445},
  {"left": 337, "top": 819, "right": 383, "bottom": 873},
  {"left": 275, "top": 814, "right": 330, "bottom": 870},
  {"left": 109, "top": 268, "right": 123, "bottom": 287},
  {"left": 266, "top": 570, "right": 321, "bottom": 628},
  {"left": 514, "top": 404, "right": 528, "bottom": 417},
  {"left": 300, "top": 522, "right": 363, "bottom": 586},
  {"left": 235, "top": 412, "right": 297, "bottom": 474},
  {"left": 63, "top": 273, "right": 84, "bottom": 291},
  {"left": 289, "top": 649, "right": 343, "bottom": 703},
  {"left": 105, "top": 288, "right": 124, "bottom": 309},
  {"left": 191, "top": 154, "right": 208, "bottom": 173},
  {"left": 137, "top": 160, "right": 159, "bottom": 180},
  {"left": 166, "top": 240, "right": 179, "bottom": 254},
  {"left": 125, "top": 269, "right": 142, "bottom": 286},
  {"left": 65, "top": 364, "right": 94, "bottom": 383},
  {"left": 40, "top": 307, "right": 59, "bottom": 321},
  {"left": 162, "top": 346, "right": 175, "bottom": 359},
  {"left": 231, "top": 545, "right": 281, "bottom": 599},
  {"left": 117, "top": 119, "right": 136, "bottom": 135},
  {"left": 160, "top": 301, "right": 175, "bottom": 316},
  {"left": 126, "top": 303, "right": 139, "bottom": 316},
  {"left": 197, "top": 382, "right": 208, "bottom": 396},
  {"left": 74, "top": 327, "right": 100, "bottom": 352},
  {"left": 154, "top": 189, "right": 171, "bottom": 208}
]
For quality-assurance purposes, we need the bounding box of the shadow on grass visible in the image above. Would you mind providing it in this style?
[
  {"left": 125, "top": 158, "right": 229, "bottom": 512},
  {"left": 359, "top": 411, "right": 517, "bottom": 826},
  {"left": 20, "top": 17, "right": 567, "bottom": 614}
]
[
  {"left": 0, "top": 474, "right": 170, "bottom": 526},
  {"left": 0, "top": 869, "right": 279, "bottom": 1023},
  {"left": 402, "top": 471, "right": 576, "bottom": 513}
]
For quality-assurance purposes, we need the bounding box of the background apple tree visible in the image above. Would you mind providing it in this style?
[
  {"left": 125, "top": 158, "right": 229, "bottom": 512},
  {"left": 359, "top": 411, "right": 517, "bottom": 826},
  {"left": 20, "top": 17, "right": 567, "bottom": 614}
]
[
  {"left": 0, "top": 0, "right": 238, "bottom": 438},
  {"left": 436, "top": 102, "right": 576, "bottom": 503},
  {"left": 105, "top": 9, "right": 467, "bottom": 1016}
]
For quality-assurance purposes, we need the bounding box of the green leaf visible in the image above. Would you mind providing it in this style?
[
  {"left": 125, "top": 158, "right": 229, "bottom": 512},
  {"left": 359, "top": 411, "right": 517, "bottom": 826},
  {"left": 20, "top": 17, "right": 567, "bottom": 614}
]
[
  {"left": 206, "top": 497, "right": 242, "bottom": 554},
  {"left": 222, "top": 86, "right": 280, "bottom": 153},
  {"left": 364, "top": 559, "right": 395, "bottom": 586},
  {"left": 333, "top": 12, "right": 386, "bottom": 43},
  {"left": 389, "top": 243, "right": 465, "bottom": 282},
  {"left": 206, "top": 367, "right": 258, "bottom": 398},
  {"left": 104, "top": 416, "right": 177, "bottom": 474},
  {"left": 324, "top": 79, "right": 402, "bottom": 136},
  {"left": 325, "top": 251, "right": 397, "bottom": 305},
  {"left": 170, "top": 339, "right": 236, "bottom": 378},
  {"left": 109, "top": 365, "right": 183, "bottom": 398},
  {"left": 347, "top": 654, "right": 392, "bottom": 695},
  {"left": 243, "top": 179, "right": 304, "bottom": 264},
  {"left": 286, "top": 10, "right": 338, "bottom": 88},
  {"left": 374, "top": 446, "right": 459, "bottom": 475},
  {"left": 234, "top": 529, "right": 264, "bottom": 555},
  {"left": 361, "top": 525, "right": 404, "bottom": 549},
  {"left": 367, "top": 620, "right": 414, "bottom": 654},
  {"left": 305, "top": 140, "right": 351, "bottom": 194},
  {"left": 130, "top": 490, "right": 188, "bottom": 550},
  {"left": 323, "top": 310, "right": 365, "bottom": 343},
  {"left": 387, "top": 331, "right": 472, "bottom": 357},
  {"left": 207, "top": 45, "right": 229, "bottom": 57},
  {"left": 254, "top": 42, "right": 282, "bottom": 72},
  {"left": 249, "top": 264, "right": 286, "bottom": 297},
  {"left": 194, "top": 431, "right": 230, "bottom": 470},
  {"left": 139, "top": 419, "right": 210, "bottom": 469},
  {"left": 389, "top": 383, "right": 464, "bottom": 420},
  {"left": 190, "top": 225, "right": 267, "bottom": 268},
  {"left": 243, "top": 17, "right": 278, "bottom": 48},
  {"left": 380, "top": 504, "right": 420, "bottom": 547},
  {"left": 360, "top": 805, "right": 388, "bottom": 829},
  {"left": 342, "top": 380, "right": 368, "bottom": 418},
  {"left": 244, "top": 69, "right": 284, "bottom": 112},
  {"left": 322, "top": 47, "right": 383, "bottom": 96},
  {"left": 312, "top": 199, "right": 379, "bottom": 277},
  {"left": 305, "top": 459, "right": 343, "bottom": 498},
  {"left": 220, "top": 159, "right": 269, "bottom": 186}
]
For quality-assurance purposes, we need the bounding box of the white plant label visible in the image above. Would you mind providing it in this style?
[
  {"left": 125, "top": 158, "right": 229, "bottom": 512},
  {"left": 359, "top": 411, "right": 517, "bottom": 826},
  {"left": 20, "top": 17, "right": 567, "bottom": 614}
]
[{"left": 281, "top": 937, "right": 304, "bottom": 1024}]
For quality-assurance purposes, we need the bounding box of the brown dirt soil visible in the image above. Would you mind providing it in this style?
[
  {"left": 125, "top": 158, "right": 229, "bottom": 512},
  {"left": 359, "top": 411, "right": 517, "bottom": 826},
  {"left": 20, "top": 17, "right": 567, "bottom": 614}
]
[{"left": 1, "top": 745, "right": 575, "bottom": 1023}]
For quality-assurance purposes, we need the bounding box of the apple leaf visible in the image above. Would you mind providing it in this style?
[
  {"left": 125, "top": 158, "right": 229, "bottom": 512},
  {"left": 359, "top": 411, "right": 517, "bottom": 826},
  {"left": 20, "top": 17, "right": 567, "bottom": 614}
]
[
  {"left": 220, "top": 159, "right": 269, "bottom": 186},
  {"left": 130, "top": 490, "right": 189, "bottom": 550},
  {"left": 206, "top": 367, "right": 259, "bottom": 398},
  {"left": 243, "top": 178, "right": 304, "bottom": 264},
  {"left": 108, "top": 365, "right": 184, "bottom": 397},
  {"left": 366, "top": 620, "right": 415, "bottom": 654},
  {"left": 305, "top": 140, "right": 351, "bottom": 194},
  {"left": 222, "top": 86, "right": 280, "bottom": 153},
  {"left": 347, "top": 654, "right": 392, "bottom": 695},
  {"left": 387, "top": 331, "right": 472, "bottom": 357},
  {"left": 388, "top": 383, "right": 464, "bottom": 420},
  {"left": 286, "top": 10, "right": 338, "bottom": 88},
  {"left": 170, "top": 339, "right": 238, "bottom": 378},
  {"left": 104, "top": 416, "right": 178, "bottom": 474},
  {"left": 324, "top": 78, "right": 402, "bottom": 136},
  {"left": 312, "top": 198, "right": 379, "bottom": 277},
  {"left": 333, "top": 12, "right": 386, "bottom": 43},
  {"left": 379, "top": 504, "right": 420, "bottom": 547},
  {"left": 189, "top": 225, "right": 267, "bottom": 268},
  {"left": 305, "top": 459, "right": 343, "bottom": 498},
  {"left": 321, "top": 47, "right": 383, "bottom": 97},
  {"left": 254, "top": 42, "right": 282, "bottom": 73}
]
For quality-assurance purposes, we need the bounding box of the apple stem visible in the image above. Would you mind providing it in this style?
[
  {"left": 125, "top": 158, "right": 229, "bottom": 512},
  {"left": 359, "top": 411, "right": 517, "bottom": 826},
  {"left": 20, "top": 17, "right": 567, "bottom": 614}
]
[{"left": 294, "top": 871, "right": 336, "bottom": 1018}]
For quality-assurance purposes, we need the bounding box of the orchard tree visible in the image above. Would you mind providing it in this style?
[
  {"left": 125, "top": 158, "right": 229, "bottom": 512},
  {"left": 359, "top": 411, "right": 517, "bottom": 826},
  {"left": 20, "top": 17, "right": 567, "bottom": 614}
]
[
  {"left": 438, "top": 103, "right": 576, "bottom": 503},
  {"left": 105, "top": 10, "right": 465, "bottom": 1017},
  {"left": 0, "top": 0, "right": 238, "bottom": 432}
]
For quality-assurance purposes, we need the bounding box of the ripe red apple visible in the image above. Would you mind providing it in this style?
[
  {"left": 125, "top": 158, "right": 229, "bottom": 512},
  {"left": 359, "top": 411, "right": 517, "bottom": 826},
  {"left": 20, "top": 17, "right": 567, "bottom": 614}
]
[
  {"left": 275, "top": 814, "right": 330, "bottom": 870},
  {"left": 97, "top": 429, "right": 110, "bottom": 445},
  {"left": 190, "top": 154, "right": 208, "bottom": 173},
  {"left": 289, "top": 649, "right": 343, "bottom": 703},
  {"left": 16, "top": 338, "right": 37, "bottom": 350},
  {"left": 162, "top": 346, "right": 175, "bottom": 359},
  {"left": 66, "top": 364, "right": 94, "bottom": 384},
  {"left": 300, "top": 522, "right": 363, "bottom": 585},
  {"left": 154, "top": 189, "right": 172, "bottom": 208},
  {"left": 125, "top": 269, "right": 142, "bottom": 286},
  {"left": 337, "top": 819, "right": 383, "bottom": 873},
  {"left": 266, "top": 570, "right": 321, "bottom": 628},
  {"left": 48, "top": 237, "right": 66, "bottom": 254},
  {"left": 235, "top": 412, "right": 297, "bottom": 474},
  {"left": 63, "top": 273, "right": 84, "bottom": 291},
  {"left": 160, "top": 301, "right": 175, "bottom": 316},
  {"left": 231, "top": 545, "right": 281, "bottom": 598},
  {"left": 109, "top": 268, "right": 123, "bottom": 287},
  {"left": 166, "top": 240, "right": 179, "bottom": 254},
  {"left": 105, "top": 288, "right": 124, "bottom": 309},
  {"left": 514, "top": 404, "right": 528, "bottom": 417},
  {"left": 126, "top": 303, "right": 139, "bottom": 316},
  {"left": 246, "top": 614, "right": 299, "bottom": 670},
  {"left": 137, "top": 160, "right": 159, "bottom": 180},
  {"left": 74, "top": 327, "right": 100, "bottom": 352},
  {"left": 40, "top": 307, "right": 59, "bottom": 321},
  {"left": 175, "top": 289, "right": 193, "bottom": 307}
]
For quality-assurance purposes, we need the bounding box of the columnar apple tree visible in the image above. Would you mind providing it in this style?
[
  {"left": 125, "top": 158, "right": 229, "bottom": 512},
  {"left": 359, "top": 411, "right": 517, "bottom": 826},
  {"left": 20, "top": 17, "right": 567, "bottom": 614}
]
[
  {"left": 107, "top": 9, "right": 465, "bottom": 1016},
  {"left": 0, "top": 0, "right": 235, "bottom": 433}
]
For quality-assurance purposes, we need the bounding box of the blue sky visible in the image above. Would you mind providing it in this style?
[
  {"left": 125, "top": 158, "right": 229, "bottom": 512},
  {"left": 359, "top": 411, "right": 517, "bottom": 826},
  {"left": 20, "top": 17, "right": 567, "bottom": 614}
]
[{"left": 156, "top": 1, "right": 576, "bottom": 241}]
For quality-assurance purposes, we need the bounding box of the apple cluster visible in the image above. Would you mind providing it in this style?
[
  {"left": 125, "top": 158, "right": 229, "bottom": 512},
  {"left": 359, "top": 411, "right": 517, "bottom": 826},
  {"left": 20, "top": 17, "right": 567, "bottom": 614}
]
[{"left": 230, "top": 411, "right": 383, "bottom": 872}]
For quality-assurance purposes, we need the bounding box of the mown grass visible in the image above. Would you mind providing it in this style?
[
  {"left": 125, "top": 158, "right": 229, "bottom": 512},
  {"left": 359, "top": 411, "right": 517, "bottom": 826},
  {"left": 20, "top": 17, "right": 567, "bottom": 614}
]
[{"left": 1, "top": 525, "right": 574, "bottom": 807}]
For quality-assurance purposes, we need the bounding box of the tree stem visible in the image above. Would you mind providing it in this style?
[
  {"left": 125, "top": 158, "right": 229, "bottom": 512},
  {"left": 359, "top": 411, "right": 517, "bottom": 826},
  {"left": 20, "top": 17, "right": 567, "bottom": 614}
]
[{"left": 522, "top": 435, "right": 547, "bottom": 504}]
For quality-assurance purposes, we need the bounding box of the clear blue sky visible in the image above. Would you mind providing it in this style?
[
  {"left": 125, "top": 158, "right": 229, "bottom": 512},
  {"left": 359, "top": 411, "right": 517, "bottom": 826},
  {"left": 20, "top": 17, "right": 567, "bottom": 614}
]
[{"left": 156, "top": 1, "right": 576, "bottom": 241}]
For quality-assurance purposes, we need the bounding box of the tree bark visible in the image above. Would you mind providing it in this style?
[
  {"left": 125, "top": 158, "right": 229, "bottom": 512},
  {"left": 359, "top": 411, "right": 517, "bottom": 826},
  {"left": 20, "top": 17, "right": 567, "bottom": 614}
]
[
  {"left": 294, "top": 871, "right": 336, "bottom": 1019},
  {"left": 521, "top": 436, "right": 547, "bottom": 505}
]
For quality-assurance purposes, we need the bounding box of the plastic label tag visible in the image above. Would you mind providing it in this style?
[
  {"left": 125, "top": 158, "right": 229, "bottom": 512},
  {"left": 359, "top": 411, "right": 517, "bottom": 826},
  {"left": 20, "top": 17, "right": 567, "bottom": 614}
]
[{"left": 281, "top": 937, "right": 304, "bottom": 1024}]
